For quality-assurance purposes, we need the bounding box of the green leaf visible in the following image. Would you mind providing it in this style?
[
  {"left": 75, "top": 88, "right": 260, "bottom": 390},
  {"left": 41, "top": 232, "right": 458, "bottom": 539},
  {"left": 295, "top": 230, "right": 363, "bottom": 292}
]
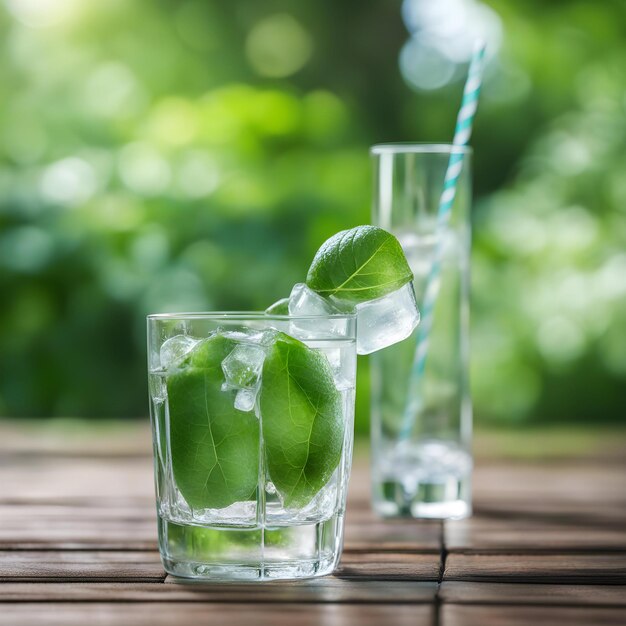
[
  {"left": 167, "top": 334, "right": 260, "bottom": 510},
  {"left": 259, "top": 332, "right": 344, "bottom": 507},
  {"left": 305, "top": 225, "right": 413, "bottom": 302}
]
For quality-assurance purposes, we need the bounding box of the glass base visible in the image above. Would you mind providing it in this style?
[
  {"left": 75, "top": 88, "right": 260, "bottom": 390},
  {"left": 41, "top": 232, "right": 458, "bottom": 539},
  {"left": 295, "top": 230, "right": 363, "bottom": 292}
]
[
  {"left": 373, "top": 474, "right": 471, "bottom": 520},
  {"left": 158, "top": 513, "right": 343, "bottom": 581}
]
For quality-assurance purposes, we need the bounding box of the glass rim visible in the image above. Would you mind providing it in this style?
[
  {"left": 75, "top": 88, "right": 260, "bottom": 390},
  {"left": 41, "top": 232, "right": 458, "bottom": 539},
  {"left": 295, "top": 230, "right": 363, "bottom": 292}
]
[
  {"left": 147, "top": 310, "right": 357, "bottom": 322},
  {"left": 370, "top": 142, "right": 473, "bottom": 156}
]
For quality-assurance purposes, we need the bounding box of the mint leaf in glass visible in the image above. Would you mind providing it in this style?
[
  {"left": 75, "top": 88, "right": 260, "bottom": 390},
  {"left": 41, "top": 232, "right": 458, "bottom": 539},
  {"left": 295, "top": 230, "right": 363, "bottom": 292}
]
[
  {"left": 167, "top": 334, "right": 260, "bottom": 510},
  {"left": 259, "top": 332, "right": 343, "bottom": 508},
  {"left": 305, "top": 225, "right": 413, "bottom": 303}
]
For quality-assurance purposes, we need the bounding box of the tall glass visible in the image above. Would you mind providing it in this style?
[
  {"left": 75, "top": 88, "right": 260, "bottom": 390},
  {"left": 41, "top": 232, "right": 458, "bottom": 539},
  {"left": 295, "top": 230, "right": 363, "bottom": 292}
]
[
  {"left": 147, "top": 312, "right": 357, "bottom": 580},
  {"left": 370, "top": 144, "right": 472, "bottom": 519}
]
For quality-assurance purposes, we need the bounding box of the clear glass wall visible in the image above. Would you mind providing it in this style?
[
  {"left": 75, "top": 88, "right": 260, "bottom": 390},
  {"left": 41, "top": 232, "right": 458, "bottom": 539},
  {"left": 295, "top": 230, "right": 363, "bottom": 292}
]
[{"left": 370, "top": 145, "right": 472, "bottom": 519}]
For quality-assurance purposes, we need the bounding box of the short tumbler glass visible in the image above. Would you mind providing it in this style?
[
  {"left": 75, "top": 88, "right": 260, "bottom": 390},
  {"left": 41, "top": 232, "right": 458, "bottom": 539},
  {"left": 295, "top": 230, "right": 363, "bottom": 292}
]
[{"left": 147, "top": 312, "right": 357, "bottom": 581}]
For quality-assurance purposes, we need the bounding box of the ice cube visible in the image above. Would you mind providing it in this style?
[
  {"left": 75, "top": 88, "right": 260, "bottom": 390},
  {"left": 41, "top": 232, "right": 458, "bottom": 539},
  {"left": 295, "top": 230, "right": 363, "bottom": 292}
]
[
  {"left": 265, "top": 297, "right": 289, "bottom": 315},
  {"left": 221, "top": 330, "right": 251, "bottom": 342},
  {"left": 245, "top": 329, "right": 279, "bottom": 346},
  {"left": 234, "top": 387, "right": 257, "bottom": 412},
  {"left": 317, "top": 346, "right": 355, "bottom": 391},
  {"left": 160, "top": 335, "right": 199, "bottom": 369},
  {"left": 288, "top": 283, "right": 348, "bottom": 339},
  {"left": 148, "top": 374, "right": 167, "bottom": 402},
  {"left": 350, "top": 282, "right": 420, "bottom": 355},
  {"left": 321, "top": 347, "right": 342, "bottom": 371},
  {"left": 221, "top": 343, "right": 266, "bottom": 390},
  {"left": 289, "top": 283, "right": 338, "bottom": 316},
  {"left": 335, "top": 355, "right": 357, "bottom": 390},
  {"left": 222, "top": 328, "right": 278, "bottom": 346}
]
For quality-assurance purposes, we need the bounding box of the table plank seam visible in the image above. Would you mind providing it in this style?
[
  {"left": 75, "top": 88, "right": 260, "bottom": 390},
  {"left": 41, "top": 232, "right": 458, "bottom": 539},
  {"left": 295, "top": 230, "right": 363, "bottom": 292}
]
[
  {"left": 446, "top": 548, "right": 626, "bottom": 555},
  {"left": 0, "top": 578, "right": 167, "bottom": 584},
  {"left": 0, "top": 597, "right": 436, "bottom": 605},
  {"left": 440, "top": 600, "right": 626, "bottom": 608},
  {"left": 473, "top": 509, "right": 626, "bottom": 530},
  {"left": 432, "top": 521, "right": 446, "bottom": 626},
  {"left": 0, "top": 547, "right": 441, "bottom": 554}
]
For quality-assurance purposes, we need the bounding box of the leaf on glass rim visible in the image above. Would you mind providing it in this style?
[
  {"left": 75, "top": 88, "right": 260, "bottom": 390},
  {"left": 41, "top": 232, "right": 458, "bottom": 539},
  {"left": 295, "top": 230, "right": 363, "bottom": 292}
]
[
  {"left": 167, "top": 334, "right": 260, "bottom": 510},
  {"left": 259, "top": 332, "right": 344, "bottom": 508},
  {"left": 305, "top": 225, "right": 413, "bottom": 303}
]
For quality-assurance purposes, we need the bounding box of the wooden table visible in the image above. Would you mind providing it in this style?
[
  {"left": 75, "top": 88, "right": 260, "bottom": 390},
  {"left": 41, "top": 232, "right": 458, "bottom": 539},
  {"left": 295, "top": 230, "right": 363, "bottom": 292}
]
[{"left": 1, "top": 422, "right": 625, "bottom": 625}]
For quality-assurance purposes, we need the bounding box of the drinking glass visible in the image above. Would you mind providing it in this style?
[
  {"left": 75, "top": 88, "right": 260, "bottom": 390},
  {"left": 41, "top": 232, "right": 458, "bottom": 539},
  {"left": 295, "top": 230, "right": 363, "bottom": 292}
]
[
  {"left": 370, "top": 144, "right": 472, "bottom": 519},
  {"left": 147, "top": 312, "right": 357, "bottom": 580}
]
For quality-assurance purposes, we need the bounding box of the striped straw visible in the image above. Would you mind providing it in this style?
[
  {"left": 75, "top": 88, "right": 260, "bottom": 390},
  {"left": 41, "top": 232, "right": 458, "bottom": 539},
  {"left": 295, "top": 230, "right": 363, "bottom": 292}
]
[{"left": 400, "top": 41, "right": 486, "bottom": 439}]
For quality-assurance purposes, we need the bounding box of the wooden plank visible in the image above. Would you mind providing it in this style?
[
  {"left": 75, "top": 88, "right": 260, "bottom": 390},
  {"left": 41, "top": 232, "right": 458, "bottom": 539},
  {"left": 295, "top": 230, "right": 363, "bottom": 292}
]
[
  {"left": 337, "top": 552, "right": 440, "bottom": 580},
  {"left": 0, "top": 579, "right": 436, "bottom": 603},
  {"left": 0, "top": 551, "right": 164, "bottom": 582},
  {"left": 473, "top": 462, "right": 626, "bottom": 523},
  {"left": 0, "top": 603, "right": 433, "bottom": 626},
  {"left": 0, "top": 452, "right": 372, "bottom": 513},
  {"left": 444, "top": 553, "right": 626, "bottom": 584},
  {"left": 0, "top": 550, "right": 438, "bottom": 583},
  {"left": 0, "top": 510, "right": 438, "bottom": 554},
  {"left": 344, "top": 507, "right": 441, "bottom": 551},
  {"left": 0, "top": 457, "right": 155, "bottom": 503},
  {"left": 441, "top": 605, "right": 626, "bottom": 626},
  {"left": 0, "top": 503, "right": 157, "bottom": 549},
  {"left": 0, "top": 522, "right": 437, "bottom": 554},
  {"left": 0, "top": 503, "right": 439, "bottom": 553},
  {"left": 440, "top": 582, "right": 626, "bottom": 606},
  {"left": 344, "top": 520, "right": 440, "bottom": 552},
  {"left": 445, "top": 517, "right": 626, "bottom": 552},
  {"left": 473, "top": 502, "right": 626, "bottom": 525}
]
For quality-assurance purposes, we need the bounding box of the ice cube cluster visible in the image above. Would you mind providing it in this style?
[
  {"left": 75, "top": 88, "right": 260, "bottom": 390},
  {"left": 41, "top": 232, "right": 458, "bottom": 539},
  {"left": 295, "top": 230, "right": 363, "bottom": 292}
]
[
  {"left": 279, "top": 281, "right": 420, "bottom": 355},
  {"left": 158, "top": 331, "right": 278, "bottom": 415},
  {"left": 159, "top": 278, "right": 418, "bottom": 418}
]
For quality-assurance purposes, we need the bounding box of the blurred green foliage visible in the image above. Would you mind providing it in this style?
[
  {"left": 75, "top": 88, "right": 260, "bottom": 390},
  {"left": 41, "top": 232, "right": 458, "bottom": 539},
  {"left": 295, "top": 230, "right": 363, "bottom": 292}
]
[{"left": 0, "top": 0, "right": 624, "bottom": 429}]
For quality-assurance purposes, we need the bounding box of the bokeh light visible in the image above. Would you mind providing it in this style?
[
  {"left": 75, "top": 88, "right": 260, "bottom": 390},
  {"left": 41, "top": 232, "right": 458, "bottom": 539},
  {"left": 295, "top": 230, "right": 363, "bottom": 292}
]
[
  {"left": 40, "top": 157, "right": 97, "bottom": 206},
  {"left": 246, "top": 13, "right": 313, "bottom": 78},
  {"left": 400, "top": 0, "right": 502, "bottom": 90},
  {"left": 5, "top": 0, "right": 83, "bottom": 28},
  {"left": 118, "top": 143, "right": 172, "bottom": 196}
]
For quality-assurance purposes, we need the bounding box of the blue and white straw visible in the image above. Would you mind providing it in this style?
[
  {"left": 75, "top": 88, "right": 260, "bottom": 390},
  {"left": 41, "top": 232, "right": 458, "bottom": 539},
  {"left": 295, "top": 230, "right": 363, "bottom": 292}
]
[{"left": 400, "top": 42, "right": 486, "bottom": 439}]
